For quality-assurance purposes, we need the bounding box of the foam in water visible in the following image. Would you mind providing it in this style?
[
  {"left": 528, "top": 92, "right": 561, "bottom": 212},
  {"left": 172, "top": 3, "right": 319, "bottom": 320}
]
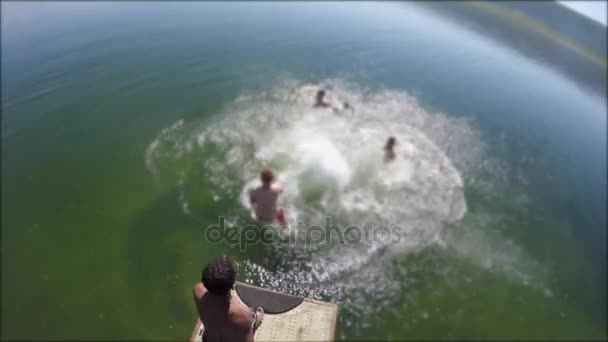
[{"left": 145, "top": 78, "right": 546, "bottom": 330}]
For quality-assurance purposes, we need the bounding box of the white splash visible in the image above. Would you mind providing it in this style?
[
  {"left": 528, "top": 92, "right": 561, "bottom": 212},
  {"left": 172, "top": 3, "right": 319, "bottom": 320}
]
[{"left": 145, "top": 78, "right": 545, "bottom": 327}]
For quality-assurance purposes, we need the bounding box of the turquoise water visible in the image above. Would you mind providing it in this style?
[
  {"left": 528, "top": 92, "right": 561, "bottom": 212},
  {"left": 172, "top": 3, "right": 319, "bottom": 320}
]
[{"left": 1, "top": 2, "right": 606, "bottom": 340}]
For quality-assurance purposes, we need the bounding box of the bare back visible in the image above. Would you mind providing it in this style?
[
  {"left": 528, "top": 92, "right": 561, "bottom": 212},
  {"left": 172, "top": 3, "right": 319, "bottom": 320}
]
[
  {"left": 249, "top": 184, "right": 282, "bottom": 222},
  {"left": 193, "top": 283, "right": 254, "bottom": 342}
]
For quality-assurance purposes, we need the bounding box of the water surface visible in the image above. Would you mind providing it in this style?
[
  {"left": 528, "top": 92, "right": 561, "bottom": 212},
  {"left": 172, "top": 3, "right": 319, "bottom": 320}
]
[{"left": 1, "top": 2, "right": 606, "bottom": 340}]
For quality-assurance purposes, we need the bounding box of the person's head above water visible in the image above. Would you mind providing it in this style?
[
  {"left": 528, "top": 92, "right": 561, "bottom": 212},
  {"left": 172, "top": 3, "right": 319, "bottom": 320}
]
[
  {"left": 202, "top": 256, "right": 236, "bottom": 296},
  {"left": 385, "top": 136, "right": 396, "bottom": 151},
  {"left": 260, "top": 168, "right": 275, "bottom": 186},
  {"left": 316, "top": 89, "right": 326, "bottom": 100},
  {"left": 315, "top": 89, "right": 327, "bottom": 106},
  {"left": 384, "top": 137, "right": 397, "bottom": 162}
]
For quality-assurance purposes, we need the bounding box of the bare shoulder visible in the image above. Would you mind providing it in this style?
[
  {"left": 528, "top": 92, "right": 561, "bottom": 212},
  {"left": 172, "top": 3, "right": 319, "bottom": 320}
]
[
  {"left": 271, "top": 182, "right": 283, "bottom": 193},
  {"left": 193, "top": 282, "right": 207, "bottom": 299},
  {"left": 230, "top": 298, "right": 253, "bottom": 324}
]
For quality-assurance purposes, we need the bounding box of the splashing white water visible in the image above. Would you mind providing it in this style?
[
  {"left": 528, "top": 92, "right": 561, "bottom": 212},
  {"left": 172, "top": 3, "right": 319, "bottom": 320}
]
[{"left": 145, "top": 79, "right": 546, "bottom": 328}]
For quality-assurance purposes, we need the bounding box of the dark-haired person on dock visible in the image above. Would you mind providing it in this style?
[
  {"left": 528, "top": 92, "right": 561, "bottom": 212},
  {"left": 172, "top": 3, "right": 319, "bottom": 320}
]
[{"left": 193, "top": 256, "right": 264, "bottom": 342}]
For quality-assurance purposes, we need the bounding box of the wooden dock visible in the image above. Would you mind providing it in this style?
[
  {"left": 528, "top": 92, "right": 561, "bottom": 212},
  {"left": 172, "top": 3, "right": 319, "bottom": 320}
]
[{"left": 190, "top": 282, "right": 338, "bottom": 341}]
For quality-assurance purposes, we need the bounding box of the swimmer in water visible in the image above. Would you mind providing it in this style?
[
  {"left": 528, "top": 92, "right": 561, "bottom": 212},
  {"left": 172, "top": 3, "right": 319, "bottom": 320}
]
[
  {"left": 315, "top": 89, "right": 353, "bottom": 112},
  {"left": 249, "top": 168, "right": 285, "bottom": 224},
  {"left": 314, "top": 89, "right": 331, "bottom": 108},
  {"left": 384, "top": 136, "right": 397, "bottom": 162}
]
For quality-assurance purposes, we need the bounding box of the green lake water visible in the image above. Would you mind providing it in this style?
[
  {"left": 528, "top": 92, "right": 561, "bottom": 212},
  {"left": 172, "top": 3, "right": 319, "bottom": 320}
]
[{"left": 1, "top": 1, "right": 606, "bottom": 340}]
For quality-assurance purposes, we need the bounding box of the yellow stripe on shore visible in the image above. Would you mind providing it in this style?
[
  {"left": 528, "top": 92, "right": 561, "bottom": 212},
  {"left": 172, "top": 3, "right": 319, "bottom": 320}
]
[{"left": 467, "top": 1, "right": 607, "bottom": 68}]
